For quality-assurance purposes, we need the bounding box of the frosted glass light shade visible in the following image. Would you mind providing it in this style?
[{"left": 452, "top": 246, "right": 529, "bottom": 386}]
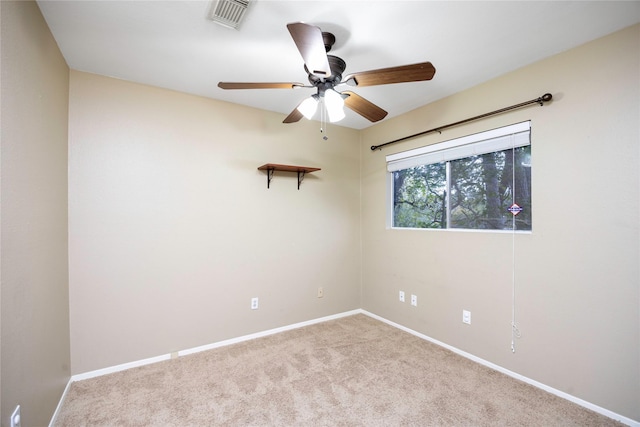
[
  {"left": 297, "top": 96, "right": 318, "bottom": 119},
  {"left": 324, "top": 89, "right": 345, "bottom": 122}
]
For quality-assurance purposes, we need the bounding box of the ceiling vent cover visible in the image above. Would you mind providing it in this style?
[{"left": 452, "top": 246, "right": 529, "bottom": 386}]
[{"left": 206, "top": 0, "right": 250, "bottom": 29}]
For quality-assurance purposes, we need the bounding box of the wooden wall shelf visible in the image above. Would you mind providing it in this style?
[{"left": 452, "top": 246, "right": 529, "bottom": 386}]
[{"left": 258, "top": 164, "right": 321, "bottom": 190}]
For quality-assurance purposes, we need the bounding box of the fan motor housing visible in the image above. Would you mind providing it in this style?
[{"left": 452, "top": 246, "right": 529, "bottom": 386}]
[{"left": 306, "top": 55, "right": 346, "bottom": 87}]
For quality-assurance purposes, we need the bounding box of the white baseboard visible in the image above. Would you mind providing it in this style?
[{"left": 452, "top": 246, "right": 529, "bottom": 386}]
[
  {"left": 69, "top": 309, "right": 362, "bottom": 382},
  {"left": 71, "top": 353, "right": 172, "bottom": 382},
  {"left": 178, "top": 309, "right": 361, "bottom": 357},
  {"left": 361, "top": 310, "right": 639, "bottom": 427},
  {"left": 48, "top": 378, "right": 72, "bottom": 427},
  {"left": 53, "top": 308, "right": 638, "bottom": 427}
]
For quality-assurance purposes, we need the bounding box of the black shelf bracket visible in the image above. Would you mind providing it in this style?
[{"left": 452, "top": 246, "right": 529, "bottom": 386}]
[{"left": 266, "top": 168, "right": 275, "bottom": 189}]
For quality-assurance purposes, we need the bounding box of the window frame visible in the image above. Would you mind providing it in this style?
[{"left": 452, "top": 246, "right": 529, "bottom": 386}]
[{"left": 386, "top": 121, "right": 532, "bottom": 233}]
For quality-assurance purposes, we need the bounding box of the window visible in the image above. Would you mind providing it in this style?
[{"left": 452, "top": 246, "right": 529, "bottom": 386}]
[{"left": 387, "top": 122, "right": 531, "bottom": 231}]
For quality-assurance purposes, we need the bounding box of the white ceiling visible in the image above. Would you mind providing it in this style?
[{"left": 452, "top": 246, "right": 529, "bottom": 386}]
[{"left": 37, "top": 1, "right": 640, "bottom": 130}]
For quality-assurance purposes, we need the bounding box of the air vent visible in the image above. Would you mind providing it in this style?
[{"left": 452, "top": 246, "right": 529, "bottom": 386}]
[{"left": 206, "top": 0, "right": 250, "bottom": 29}]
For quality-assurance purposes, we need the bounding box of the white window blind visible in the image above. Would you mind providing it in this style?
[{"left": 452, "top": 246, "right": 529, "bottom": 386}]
[{"left": 386, "top": 121, "right": 531, "bottom": 172}]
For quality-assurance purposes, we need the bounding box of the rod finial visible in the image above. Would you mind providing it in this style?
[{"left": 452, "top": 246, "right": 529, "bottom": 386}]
[{"left": 541, "top": 93, "right": 552, "bottom": 102}]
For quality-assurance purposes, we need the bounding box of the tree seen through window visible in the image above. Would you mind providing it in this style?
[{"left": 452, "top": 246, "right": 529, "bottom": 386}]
[{"left": 393, "top": 146, "right": 531, "bottom": 231}]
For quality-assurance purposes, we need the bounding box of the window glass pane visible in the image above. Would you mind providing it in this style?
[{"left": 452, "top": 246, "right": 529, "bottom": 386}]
[
  {"left": 393, "top": 163, "right": 446, "bottom": 228},
  {"left": 449, "top": 146, "right": 531, "bottom": 230},
  {"left": 513, "top": 146, "right": 532, "bottom": 230}
]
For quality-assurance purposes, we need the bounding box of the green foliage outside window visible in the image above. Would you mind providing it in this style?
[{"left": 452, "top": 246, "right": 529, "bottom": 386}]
[{"left": 393, "top": 146, "right": 531, "bottom": 231}]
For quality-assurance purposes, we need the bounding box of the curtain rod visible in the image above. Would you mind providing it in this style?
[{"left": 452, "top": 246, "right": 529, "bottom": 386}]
[{"left": 370, "top": 93, "right": 553, "bottom": 151}]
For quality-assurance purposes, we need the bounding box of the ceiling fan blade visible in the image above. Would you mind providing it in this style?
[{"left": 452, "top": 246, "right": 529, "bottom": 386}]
[
  {"left": 218, "top": 82, "right": 304, "bottom": 90},
  {"left": 286, "top": 22, "right": 331, "bottom": 78},
  {"left": 283, "top": 105, "right": 304, "bottom": 124},
  {"left": 344, "top": 62, "right": 436, "bottom": 87},
  {"left": 343, "top": 91, "right": 388, "bottom": 122}
]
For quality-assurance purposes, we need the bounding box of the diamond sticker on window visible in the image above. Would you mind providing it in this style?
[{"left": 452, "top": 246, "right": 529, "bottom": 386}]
[{"left": 508, "top": 203, "right": 523, "bottom": 216}]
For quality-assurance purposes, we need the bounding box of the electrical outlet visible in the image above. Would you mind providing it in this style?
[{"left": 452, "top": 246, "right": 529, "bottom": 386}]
[
  {"left": 411, "top": 294, "right": 417, "bottom": 306},
  {"left": 463, "top": 310, "right": 471, "bottom": 324},
  {"left": 251, "top": 297, "right": 259, "bottom": 310},
  {"left": 399, "top": 291, "right": 405, "bottom": 302},
  {"left": 11, "top": 405, "right": 21, "bottom": 427},
  {"left": 317, "top": 287, "right": 324, "bottom": 298}
]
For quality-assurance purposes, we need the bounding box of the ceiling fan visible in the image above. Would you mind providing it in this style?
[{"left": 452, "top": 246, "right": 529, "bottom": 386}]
[{"left": 218, "top": 22, "right": 436, "bottom": 124}]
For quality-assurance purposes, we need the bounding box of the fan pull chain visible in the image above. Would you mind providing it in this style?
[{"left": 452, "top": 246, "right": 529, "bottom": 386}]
[{"left": 320, "top": 98, "right": 329, "bottom": 140}]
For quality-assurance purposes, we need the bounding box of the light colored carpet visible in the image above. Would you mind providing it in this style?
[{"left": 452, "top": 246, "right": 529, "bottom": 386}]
[{"left": 53, "top": 314, "right": 622, "bottom": 426}]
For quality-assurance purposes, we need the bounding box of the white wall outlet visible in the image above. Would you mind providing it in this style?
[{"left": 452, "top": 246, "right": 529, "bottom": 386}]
[
  {"left": 317, "top": 287, "right": 324, "bottom": 298},
  {"left": 399, "top": 291, "right": 405, "bottom": 302},
  {"left": 463, "top": 310, "right": 471, "bottom": 324},
  {"left": 410, "top": 294, "right": 417, "bottom": 306},
  {"left": 11, "top": 405, "right": 21, "bottom": 427},
  {"left": 251, "top": 297, "right": 259, "bottom": 310}
]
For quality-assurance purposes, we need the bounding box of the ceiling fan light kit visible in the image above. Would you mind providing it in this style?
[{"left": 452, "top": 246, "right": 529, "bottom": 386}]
[
  {"left": 218, "top": 22, "right": 436, "bottom": 126},
  {"left": 295, "top": 92, "right": 343, "bottom": 124}
]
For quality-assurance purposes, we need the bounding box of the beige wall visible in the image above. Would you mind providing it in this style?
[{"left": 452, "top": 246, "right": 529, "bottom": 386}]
[
  {"left": 68, "top": 71, "right": 362, "bottom": 374},
  {"left": 361, "top": 24, "right": 640, "bottom": 421},
  {"left": 2, "top": 2, "right": 637, "bottom": 423},
  {"left": 0, "top": 1, "right": 71, "bottom": 426}
]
